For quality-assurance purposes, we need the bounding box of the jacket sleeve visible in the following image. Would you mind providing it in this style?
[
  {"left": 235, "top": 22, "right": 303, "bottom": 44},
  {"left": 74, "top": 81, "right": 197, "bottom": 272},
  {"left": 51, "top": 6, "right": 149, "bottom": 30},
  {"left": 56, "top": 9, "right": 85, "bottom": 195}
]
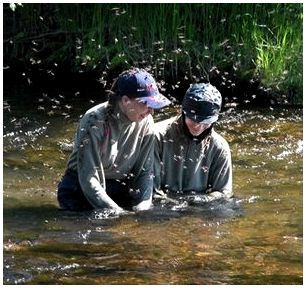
[
  {"left": 77, "top": 123, "right": 122, "bottom": 210},
  {"left": 129, "top": 120, "right": 155, "bottom": 208},
  {"left": 153, "top": 130, "right": 163, "bottom": 192},
  {"left": 153, "top": 117, "right": 176, "bottom": 193},
  {"left": 207, "top": 140, "right": 233, "bottom": 200}
]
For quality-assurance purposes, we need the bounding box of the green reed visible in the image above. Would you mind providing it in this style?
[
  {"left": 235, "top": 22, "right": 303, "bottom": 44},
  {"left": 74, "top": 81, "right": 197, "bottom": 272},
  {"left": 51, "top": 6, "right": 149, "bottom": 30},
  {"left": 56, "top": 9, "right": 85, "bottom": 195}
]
[{"left": 3, "top": 3, "right": 303, "bottom": 103}]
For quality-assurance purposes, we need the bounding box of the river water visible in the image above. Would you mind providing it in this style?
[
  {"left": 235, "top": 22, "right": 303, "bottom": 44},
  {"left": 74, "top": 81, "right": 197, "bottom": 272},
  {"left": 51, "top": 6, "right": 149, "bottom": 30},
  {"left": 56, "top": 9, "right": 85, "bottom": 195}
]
[{"left": 3, "top": 87, "right": 303, "bottom": 284}]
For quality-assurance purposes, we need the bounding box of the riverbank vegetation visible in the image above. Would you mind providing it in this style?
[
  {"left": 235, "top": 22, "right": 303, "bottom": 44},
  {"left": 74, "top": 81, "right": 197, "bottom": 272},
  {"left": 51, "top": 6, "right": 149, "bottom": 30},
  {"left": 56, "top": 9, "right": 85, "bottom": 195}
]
[{"left": 3, "top": 3, "right": 303, "bottom": 106}]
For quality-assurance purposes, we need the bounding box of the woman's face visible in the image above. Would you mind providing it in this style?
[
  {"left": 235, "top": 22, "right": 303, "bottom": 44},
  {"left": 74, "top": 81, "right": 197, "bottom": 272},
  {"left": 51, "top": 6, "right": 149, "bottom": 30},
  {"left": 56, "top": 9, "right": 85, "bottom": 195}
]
[
  {"left": 121, "top": 96, "right": 153, "bottom": 122},
  {"left": 185, "top": 116, "right": 211, "bottom": 136}
]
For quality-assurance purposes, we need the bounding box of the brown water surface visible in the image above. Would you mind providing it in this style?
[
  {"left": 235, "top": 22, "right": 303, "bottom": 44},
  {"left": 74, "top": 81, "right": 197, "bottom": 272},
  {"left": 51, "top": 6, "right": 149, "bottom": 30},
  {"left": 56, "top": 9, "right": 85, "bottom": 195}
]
[{"left": 3, "top": 90, "right": 303, "bottom": 284}]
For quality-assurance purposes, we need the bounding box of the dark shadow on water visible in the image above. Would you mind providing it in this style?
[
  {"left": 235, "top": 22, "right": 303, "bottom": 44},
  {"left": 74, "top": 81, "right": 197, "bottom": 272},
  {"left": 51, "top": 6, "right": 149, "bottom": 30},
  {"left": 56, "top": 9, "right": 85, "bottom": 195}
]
[
  {"left": 138, "top": 197, "right": 243, "bottom": 222},
  {"left": 229, "top": 274, "right": 303, "bottom": 285},
  {"left": 88, "top": 197, "right": 243, "bottom": 228},
  {"left": 4, "top": 197, "right": 243, "bottom": 230}
]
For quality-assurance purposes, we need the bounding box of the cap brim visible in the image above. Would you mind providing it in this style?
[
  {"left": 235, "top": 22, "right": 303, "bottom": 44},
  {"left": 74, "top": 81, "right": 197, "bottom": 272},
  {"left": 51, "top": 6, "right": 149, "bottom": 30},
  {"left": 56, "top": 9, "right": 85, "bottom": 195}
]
[
  {"left": 136, "top": 94, "right": 171, "bottom": 109},
  {"left": 184, "top": 111, "right": 219, "bottom": 124}
]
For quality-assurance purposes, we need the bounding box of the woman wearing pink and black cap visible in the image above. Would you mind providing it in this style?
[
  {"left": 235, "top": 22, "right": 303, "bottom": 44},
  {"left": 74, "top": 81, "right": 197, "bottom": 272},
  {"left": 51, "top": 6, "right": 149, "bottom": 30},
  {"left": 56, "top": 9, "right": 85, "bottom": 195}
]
[{"left": 57, "top": 68, "right": 171, "bottom": 213}]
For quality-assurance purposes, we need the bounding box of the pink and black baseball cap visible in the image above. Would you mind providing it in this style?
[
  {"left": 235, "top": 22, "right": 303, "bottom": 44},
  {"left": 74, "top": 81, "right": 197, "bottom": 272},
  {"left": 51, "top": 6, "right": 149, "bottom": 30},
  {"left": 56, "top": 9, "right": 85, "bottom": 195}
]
[{"left": 115, "top": 68, "right": 171, "bottom": 109}]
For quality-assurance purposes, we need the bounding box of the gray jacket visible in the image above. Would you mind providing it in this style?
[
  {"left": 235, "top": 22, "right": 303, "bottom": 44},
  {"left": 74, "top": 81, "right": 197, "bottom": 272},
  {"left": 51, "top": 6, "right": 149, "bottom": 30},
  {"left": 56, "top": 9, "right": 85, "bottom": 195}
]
[
  {"left": 154, "top": 115, "right": 233, "bottom": 201},
  {"left": 66, "top": 101, "right": 154, "bottom": 209}
]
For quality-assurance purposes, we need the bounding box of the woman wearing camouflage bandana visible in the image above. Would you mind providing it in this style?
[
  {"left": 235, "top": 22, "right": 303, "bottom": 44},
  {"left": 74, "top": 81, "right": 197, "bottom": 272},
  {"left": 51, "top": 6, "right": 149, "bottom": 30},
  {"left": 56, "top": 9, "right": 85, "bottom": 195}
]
[{"left": 154, "top": 83, "right": 233, "bottom": 204}]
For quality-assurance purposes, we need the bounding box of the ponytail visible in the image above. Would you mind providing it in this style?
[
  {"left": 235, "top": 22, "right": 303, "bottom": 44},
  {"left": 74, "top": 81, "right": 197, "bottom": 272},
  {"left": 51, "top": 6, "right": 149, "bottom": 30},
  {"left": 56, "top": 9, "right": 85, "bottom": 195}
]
[{"left": 107, "top": 77, "right": 121, "bottom": 106}]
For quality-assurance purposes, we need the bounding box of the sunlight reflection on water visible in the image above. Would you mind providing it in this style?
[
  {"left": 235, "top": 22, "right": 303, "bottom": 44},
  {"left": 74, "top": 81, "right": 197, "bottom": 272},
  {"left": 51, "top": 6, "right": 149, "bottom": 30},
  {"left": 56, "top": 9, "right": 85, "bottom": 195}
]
[{"left": 3, "top": 93, "right": 303, "bottom": 284}]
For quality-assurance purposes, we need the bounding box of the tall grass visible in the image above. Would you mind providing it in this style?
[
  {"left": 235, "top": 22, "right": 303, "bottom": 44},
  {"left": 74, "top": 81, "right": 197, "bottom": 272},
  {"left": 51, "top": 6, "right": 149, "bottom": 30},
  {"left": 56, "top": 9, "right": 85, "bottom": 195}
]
[
  {"left": 250, "top": 4, "right": 303, "bottom": 102},
  {"left": 3, "top": 3, "right": 303, "bottom": 104}
]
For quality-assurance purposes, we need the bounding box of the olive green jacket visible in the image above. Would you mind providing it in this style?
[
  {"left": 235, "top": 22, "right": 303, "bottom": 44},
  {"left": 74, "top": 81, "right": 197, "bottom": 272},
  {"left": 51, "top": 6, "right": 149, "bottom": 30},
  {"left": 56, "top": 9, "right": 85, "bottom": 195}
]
[
  {"left": 66, "top": 101, "right": 154, "bottom": 209},
  {"left": 154, "top": 115, "right": 233, "bottom": 202}
]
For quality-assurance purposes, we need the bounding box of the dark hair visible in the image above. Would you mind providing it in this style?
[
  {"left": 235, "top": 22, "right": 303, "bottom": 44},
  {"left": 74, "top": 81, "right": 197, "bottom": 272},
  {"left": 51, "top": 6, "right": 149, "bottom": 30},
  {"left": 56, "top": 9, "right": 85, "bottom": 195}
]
[
  {"left": 107, "top": 68, "right": 139, "bottom": 105},
  {"left": 107, "top": 77, "right": 121, "bottom": 106}
]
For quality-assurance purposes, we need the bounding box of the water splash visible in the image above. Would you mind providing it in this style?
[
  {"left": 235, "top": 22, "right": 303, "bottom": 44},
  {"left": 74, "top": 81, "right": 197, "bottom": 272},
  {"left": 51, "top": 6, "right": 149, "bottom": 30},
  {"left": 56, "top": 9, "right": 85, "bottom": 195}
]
[
  {"left": 91, "top": 208, "right": 123, "bottom": 220},
  {"left": 78, "top": 229, "right": 92, "bottom": 244},
  {"left": 4, "top": 125, "right": 48, "bottom": 150},
  {"left": 272, "top": 139, "right": 303, "bottom": 160},
  {"left": 295, "top": 140, "right": 303, "bottom": 154}
]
